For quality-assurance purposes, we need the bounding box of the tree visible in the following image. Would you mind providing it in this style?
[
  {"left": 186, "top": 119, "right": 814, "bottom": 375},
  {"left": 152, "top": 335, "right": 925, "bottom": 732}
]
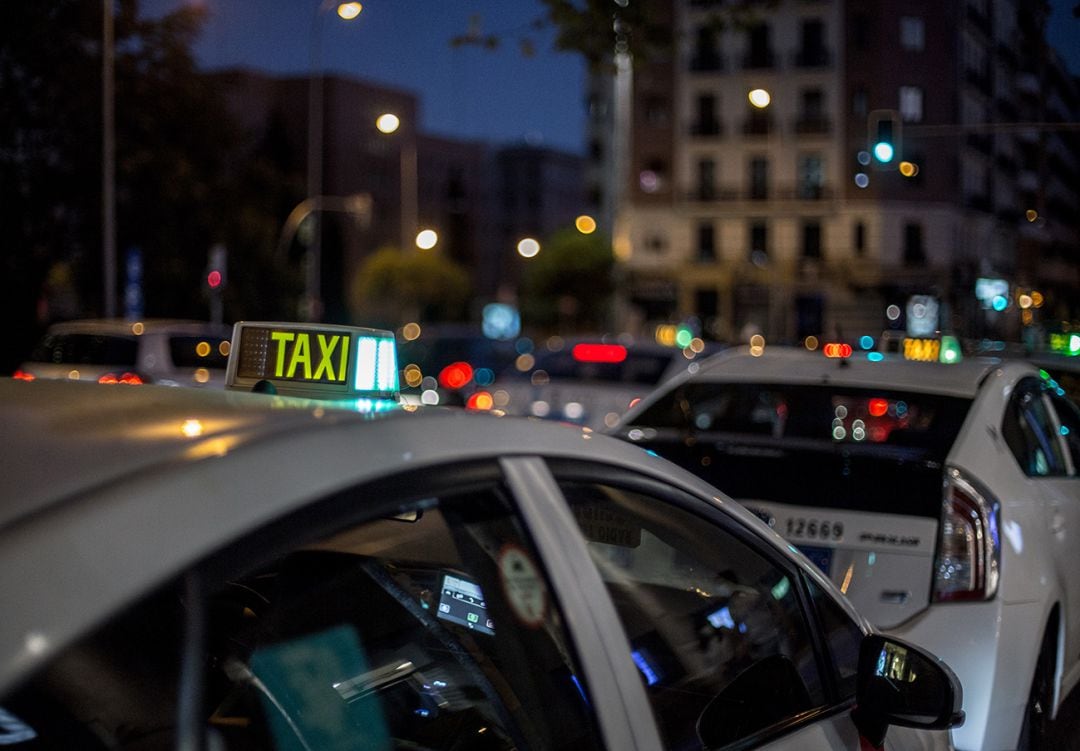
[
  {"left": 349, "top": 248, "right": 471, "bottom": 329},
  {"left": 520, "top": 228, "right": 614, "bottom": 333}
]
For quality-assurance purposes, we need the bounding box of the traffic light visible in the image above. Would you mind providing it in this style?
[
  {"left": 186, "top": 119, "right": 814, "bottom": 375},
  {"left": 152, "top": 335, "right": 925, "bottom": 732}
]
[
  {"left": 206, "top": 244, "right": 227, "bottom": 292},
  {"left": 868, "top": 110, "right": 902, "bottom": 167}
]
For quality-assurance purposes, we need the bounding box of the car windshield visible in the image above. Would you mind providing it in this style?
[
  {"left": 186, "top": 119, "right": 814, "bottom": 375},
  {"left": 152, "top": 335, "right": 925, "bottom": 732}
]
[
  {"left": 629, "top": 383, "right": 972, "bottom": 517},
  {"left": 29, "top": 334, "right": 138, "bottom": 367}
]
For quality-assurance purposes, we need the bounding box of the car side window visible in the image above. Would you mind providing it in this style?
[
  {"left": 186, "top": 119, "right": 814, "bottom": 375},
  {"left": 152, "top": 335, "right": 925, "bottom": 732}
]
[
  {"left": 1049, "top": 393, "right": 1080, "bottom": 475},
  {"left": 1003, "top": 379, "right": 1068, "bottom": 477},
  {"left": 1, "top": 481, "right": 605, "bottom": 751},
  {"left": 806, "top": 579, "right": 864, "bottom": 698},
  {"left": 557, "top": 480, "right": 826, "bottom": 749}
]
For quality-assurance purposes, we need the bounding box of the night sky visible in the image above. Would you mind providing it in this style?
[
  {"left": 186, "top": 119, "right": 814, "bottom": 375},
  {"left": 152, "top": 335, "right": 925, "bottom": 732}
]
[{"left": 142, "top": 0, "right": 1080, "bottom": 157}]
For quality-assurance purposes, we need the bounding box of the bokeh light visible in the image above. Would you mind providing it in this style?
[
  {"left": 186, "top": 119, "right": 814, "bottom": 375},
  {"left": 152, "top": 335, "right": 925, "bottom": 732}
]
[
  {"left": 748, "top": 88, "right": 771, "bottom": 108},
  {"left": 376, "top": 113, "right": 400, "bottom": 134},
  {"left": 517, "top": 237, "right": 540, "bottom": 258},
  {"left": 337, "top": 2, "right": 363, "bottom": 20},
  {"left": 415, "top": 229, "right": 438, "bottom": 250},
  {"left": 575, "top": 215, "right": 597, "bottom": 234}
]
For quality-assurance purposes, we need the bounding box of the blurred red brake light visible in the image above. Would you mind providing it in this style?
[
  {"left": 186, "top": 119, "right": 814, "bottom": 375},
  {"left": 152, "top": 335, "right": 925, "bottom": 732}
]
[
  {"left": 572, "top": 344, "right": 627, "bottom": 363},
  {"left": 12, "top": 370, "right": 35, "bottom": 381}
]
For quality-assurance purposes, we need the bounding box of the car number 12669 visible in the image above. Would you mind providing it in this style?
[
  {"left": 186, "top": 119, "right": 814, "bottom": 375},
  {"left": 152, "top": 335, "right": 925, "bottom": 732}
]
[{"left": 786, "top": 517, "right": 843, "bottom": 541}]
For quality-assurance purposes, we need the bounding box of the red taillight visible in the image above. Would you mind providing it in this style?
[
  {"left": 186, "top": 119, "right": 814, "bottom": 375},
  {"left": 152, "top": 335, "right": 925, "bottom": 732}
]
[
  {"left": 438, "top": 362, "right": 474, "bottom": 390},
  {"left": 99, "top": 372, "right": 145, "bottom": 385},
  {"left": 868, "top": 398, "right": 889, "bottom": 417},
  {"left": 933, "top": 469, "right": 1000, "bottom": 602},
  {"left": 466, "top": 391, "right": 494, "bottom": 411},
  {"left": 572, "top": 344, "right": 627, "bottom": 363},
  {"left": 823, "top": 342, "right": 853, "bottom": 359},
  {"left": 12, "top": 370, "right": 35, "bottom": 381}
]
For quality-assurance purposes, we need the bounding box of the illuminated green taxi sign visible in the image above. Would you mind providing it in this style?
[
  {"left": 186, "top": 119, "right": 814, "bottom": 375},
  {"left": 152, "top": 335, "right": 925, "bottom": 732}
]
[{"left": 225, "top": 321, "right": 399, "bottom": 400}]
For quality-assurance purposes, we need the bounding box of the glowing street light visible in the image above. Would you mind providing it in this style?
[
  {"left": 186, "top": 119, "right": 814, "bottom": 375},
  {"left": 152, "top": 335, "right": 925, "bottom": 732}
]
[
  {"left": 575, "top": 215, "right": 597, "bottom": 234},
  {"left": 376, "top": 112, "right": 400, "bottom": 134},
  {"left": 416, "top": 229, "right": 438, "bottom": 250},
  {"left": 337, "top": 2, "right": 363, "bottom": 20},
  {"left": 748, "top": 88, "right": 771, "bottom": 109},
  {"left": 517, "top": 238, "right": 540, "bottom": 258}
]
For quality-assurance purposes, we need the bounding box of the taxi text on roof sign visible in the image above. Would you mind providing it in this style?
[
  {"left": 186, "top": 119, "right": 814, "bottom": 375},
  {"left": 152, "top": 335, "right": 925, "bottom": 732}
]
[{"left": 225, "top": 321, "right": 399, "bottom": 400}]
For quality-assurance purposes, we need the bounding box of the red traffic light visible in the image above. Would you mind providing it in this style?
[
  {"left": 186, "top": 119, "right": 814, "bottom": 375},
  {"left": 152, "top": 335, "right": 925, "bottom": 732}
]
[{"left": 207, "top": 270, "right": 223, "bottom": 289}]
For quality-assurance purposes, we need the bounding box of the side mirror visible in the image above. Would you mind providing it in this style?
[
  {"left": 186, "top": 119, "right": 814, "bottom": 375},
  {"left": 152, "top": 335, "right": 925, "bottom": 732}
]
[{"left": 853, "top": 634, "right": 964, "bottom": 747}]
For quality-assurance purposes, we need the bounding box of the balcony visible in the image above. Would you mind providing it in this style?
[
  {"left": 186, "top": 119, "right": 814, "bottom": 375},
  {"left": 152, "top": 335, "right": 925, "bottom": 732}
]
[
  {"left": 791, "top": 48, "right": 832, "bottom": 68},
  {"left": 690, "top": 120, "right": 724, "bottom": 138},
  {"left": 742, "top": 115, "right": 774, "bottom": 136},
  {"left": 742, "top": 50, "right": 776, "bottom": 70},
  {"left": 794, "top": 116, "right": 831, "bottom": 135}
]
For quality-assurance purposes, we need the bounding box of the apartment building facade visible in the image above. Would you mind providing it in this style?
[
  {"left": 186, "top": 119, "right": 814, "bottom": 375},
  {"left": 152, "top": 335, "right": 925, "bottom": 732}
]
[{"left": 608, "top": 0, "right": 1080, "bottom": 344}]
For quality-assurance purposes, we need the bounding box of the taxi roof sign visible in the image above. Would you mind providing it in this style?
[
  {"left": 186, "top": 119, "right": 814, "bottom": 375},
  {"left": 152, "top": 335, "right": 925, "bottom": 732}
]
[{"left": 225, "top": 321, "right": 399, "bottom": 400}]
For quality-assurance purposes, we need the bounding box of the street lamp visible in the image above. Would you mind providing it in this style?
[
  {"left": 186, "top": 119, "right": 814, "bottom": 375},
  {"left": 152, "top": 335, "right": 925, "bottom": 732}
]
[
  {"left": 306, "top": 1, "right": 362, "bottom": 321},
  {"left": 375, "top": 112, "right": 419, "bottom": 254}
]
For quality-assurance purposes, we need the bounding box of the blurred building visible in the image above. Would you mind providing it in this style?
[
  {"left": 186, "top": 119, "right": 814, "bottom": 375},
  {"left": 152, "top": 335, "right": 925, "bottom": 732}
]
[
  {"left": 601, "top": 0, "right": 1080, "bottom": 344},
  {"left": 216, "top": 69, "right": 585, "bottom": 323}
]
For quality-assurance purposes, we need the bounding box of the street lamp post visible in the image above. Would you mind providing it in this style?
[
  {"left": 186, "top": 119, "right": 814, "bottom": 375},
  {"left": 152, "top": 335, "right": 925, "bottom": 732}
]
[
  {"left": 102, "top": 0, "right": 116, "bottom": 318},
  {"left": 376, "top": 113, "right": 419, "bottom": 253},
  {"left": 306, "top": 1, "right": 362, "bottom": 321}
]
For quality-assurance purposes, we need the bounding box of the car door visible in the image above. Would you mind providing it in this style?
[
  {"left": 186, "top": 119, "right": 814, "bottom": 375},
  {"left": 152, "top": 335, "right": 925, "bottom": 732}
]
[
  {"left": 1045, "top": 390, "right": 1080, "bottom": 674},
  {"left": 0, "top": 461, "right": 640, "bottom": 751},
  {"left": 1002, "top": 378, "right": 1079, "bottom": 664},
  {"left": 542, "top": 459, "right": 952, "bottom": 751}
]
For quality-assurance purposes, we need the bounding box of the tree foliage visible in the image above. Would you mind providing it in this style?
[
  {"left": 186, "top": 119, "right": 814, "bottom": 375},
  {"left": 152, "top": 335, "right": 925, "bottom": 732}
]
[
  {"left": 349, "top": 248, "right": 472, "bottom": 329},
  {"left": 520, "top": 228, "right": 614, "bottom": 333},
  {"left": 0, "top": 0, "right": 299, "bottom": 372}
]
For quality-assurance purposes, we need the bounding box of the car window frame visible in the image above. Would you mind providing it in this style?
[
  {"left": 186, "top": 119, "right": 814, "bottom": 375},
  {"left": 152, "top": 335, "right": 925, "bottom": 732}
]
[
  {"left": 188, "top": 456, "right": 657, "bottom": 751},
  {"left": 542, "top": 457, "right": 861, "bottom": 747},
  {"left": 1003, "top": 377, "right": 1070, "bottom": 478}
]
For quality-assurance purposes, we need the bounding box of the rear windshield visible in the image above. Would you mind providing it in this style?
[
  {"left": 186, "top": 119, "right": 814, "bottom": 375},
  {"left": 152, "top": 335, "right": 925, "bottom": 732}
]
[
  {"left": 629, "top": 383, "right": 972, "bottom": 517},
  {"left": 525, "top": 348, "right": 674, "bottom": 386},
  {"left": 169, "top": 336, "right": 229, "bottom": 369},
  {"left": 29, "top": 334, "right": 137, "bottom": 366}
]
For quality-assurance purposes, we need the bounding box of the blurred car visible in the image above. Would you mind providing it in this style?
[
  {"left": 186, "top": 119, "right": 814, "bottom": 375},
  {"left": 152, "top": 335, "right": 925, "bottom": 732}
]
[
  {"left": 485, "top": 336, "right": 717, "bottom": 429},
  {"left": 612, "top": 345, "right": 1080, "bottom": 751},
  {"left": 0, "top": 321, "right": 963, "bottom": 751},
  {"left": 396, "top": 323, "right": 519, "bottom": 406},
  {"left": 16, "top": 318, "right": 232, "bottom": 388}
]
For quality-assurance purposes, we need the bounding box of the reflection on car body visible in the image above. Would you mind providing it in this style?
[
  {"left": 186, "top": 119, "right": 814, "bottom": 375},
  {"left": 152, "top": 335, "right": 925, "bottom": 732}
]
[{"left": 0, "top": 322, "right": 961, "bottom": 751}]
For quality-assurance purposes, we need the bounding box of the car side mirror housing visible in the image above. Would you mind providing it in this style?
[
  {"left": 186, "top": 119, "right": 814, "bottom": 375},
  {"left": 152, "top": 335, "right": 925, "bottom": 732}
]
[{"left": 853, "top": 634, "right": 964, "bottom": 747}]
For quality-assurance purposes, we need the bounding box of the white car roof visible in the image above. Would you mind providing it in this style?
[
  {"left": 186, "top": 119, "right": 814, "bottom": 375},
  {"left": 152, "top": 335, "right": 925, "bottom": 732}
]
[
  {"left": 41, "top": 318, "right": 231, "bottom": 336},
  {"left": 675, "top": 345, "right": 1022, "bottom": 399}
]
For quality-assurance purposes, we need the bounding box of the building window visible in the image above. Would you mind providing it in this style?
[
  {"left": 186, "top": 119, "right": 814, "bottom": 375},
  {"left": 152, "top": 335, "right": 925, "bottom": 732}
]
[
  {"left": 899, "top": 86, "right": 924, "bottom": 122},
  {"left": 852, "top": 86, "right": 868, "bottom": 118},
  {"left": 744, "top": 23, "right": 774, "bottom": 68},
  {"left": 797, "top": 89, "right": 828, "bottom": 133},
  {"left": 796, "top": 19, "right": 829, "bottom": 67},
  {"left": 749, "top": 157, "right": 768, "bottom": 199},
  {"left": 695, "top": 288, "right": 719, "bottom": 320},
  {"left": 694, "top": 94, "right": 721, "bottom": 135},
  {"left": 645, "top": 233, "right": 668, "bottom": 254},
  {"left": 644, "top": 96, "right": 669, "bottom": 127},
  {"left": 797, "top": 155, "right": 825, "bottom": 199},
  {"left": 851, "top": 13, "right": 869, "bottom": 51},
  {"left": 903, "top": 222, "right": 925, "bottom": 265},
  {"left": 900, "top": 16, "right": 924, "bottom": 51},
  {"left": 697, "top": 158, "right": 716, "bottom": 200},
  {"left": 697, "top": 221, "right": 716, "bottom": 261},
  {"left": 802, "top": 220, "right": 823, "bottom": 259},
  {"left": 691, "top": 26, "right": 722, "bottom": 71},
  {"left": 853, "top": 220, "right": 866, "bottom": 256},
  {"left": 749, "top": 220, "right": 768, "bottom": 263}
]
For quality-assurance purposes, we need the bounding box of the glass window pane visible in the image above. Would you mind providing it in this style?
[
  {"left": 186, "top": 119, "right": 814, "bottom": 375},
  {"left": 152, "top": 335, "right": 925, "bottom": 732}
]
[
  {"left": 807, "top": 579, "right": 864, "bottom": 697},
  {"left": 3, "top": 486, "right": 605, "bottom": 751},
  {"left": 560, "top": 481, "right": 824, "bottom": 748}
]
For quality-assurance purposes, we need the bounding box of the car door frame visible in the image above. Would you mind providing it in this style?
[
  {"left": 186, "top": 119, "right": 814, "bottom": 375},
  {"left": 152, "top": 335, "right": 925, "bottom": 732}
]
[{"left": 532, "top": 456, "right": 877, "bottom": 750}]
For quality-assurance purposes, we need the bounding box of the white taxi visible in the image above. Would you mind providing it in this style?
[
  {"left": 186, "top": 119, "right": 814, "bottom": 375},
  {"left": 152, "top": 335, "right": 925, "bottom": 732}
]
[
  {"left": 613, "top": 344, "right": 1080, "bottom": 751},
  {"left": 16, "top": 318, "right": 232, "bottom": 388},
  {"left": 0, "top": 323, "right": 962, "bottom": 751}
]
